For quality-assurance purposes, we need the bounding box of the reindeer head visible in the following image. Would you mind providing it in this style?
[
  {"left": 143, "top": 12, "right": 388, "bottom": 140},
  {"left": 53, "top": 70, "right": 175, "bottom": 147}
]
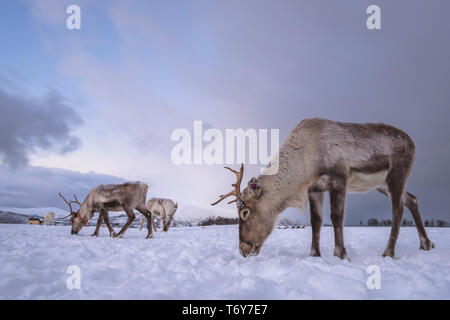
[
  {"left": 162, "top": 202, "right": 178, "bottom": 232},
  {"left": 58, "top": 193, "right": 87, "bottom": 235},
  {"left": 212, "top": 164, "right": 275, "bottom": 257}
]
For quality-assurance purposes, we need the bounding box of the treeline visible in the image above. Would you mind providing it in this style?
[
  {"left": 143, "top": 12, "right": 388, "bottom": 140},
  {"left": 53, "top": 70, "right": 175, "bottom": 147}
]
[
  {"left": 361, "top": 218, "right": 448, "bottom": 227},
  {"left": 199, "top": 216, "right": 239, "bottom": 226}
]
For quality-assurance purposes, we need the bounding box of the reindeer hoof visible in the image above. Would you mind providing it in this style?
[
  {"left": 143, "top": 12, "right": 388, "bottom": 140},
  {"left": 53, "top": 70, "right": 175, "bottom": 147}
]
[
  {"left": 110, "top": 232, "right": 117, "bottom": 238},
  {"left": 420, "top": 239, "right": 435, "bottom": 251},
  {"left": 146, "top": 234, "right": 154, "bottom": 239},
  {"left": 334, "top": 246, "right": 347, "bottom": 260},
  {"left": 113, "top": 233, "right": 123, "bottom": 238},
  {"left": 382, "top": 248, "right": 395, "bottom": 258},
  {"left": 310, "top": 248, "right": 321, "bottom": 257},
  {"left": 91, "top": 233, "right": 98, "bottom": 237}
]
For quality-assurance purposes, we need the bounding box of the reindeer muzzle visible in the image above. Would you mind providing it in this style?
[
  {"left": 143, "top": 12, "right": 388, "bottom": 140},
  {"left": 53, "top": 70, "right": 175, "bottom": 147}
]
[{"left": 239, "top": 242, "right": 260, "bottom": 258}]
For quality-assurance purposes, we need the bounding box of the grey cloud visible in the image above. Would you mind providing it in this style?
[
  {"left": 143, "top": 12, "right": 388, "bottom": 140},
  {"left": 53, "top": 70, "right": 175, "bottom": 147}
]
[
  {"left": 0, "top": 82, "right": 82, "bottom": 167},
  {"left": 0, "top": 165, "right": 125, "bottom": 209}
]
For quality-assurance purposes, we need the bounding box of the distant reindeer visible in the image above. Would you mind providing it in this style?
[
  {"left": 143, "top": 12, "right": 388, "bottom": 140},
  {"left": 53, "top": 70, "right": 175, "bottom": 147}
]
[
  {"left": 212, "top": 118, "right": 434, "bottom": 259},
  {"left": 43, "top": 212, "right": 55, "bottom": 226},
  {"left": 59, "top": 181, "right": 154, "bottom": 239},
  {"left": 146, "top": 198, "right": 178, "bottom": 232}
]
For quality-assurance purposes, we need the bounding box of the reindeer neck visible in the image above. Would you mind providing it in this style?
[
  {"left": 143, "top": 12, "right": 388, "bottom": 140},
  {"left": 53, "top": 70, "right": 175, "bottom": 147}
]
[
  {"left": 79, "top": 200, "right": 92, "bottom": 220},
  {"left": 258, "top": 173, "right": 290, "bottom": 216},
  {"left": 257, "top": 147, "right": 311, "bottom": 214}
]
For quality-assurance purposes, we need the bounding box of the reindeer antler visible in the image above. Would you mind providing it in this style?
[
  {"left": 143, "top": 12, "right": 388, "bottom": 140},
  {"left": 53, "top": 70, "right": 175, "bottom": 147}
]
[
  {"left": 59, "top": 192, "right": 74, "bottom": 213},
  {"left": 72, "top": 194, "right": 81, "bottom": 206},
  {"left": 211, "top": 163, "right": 244, "bottom": 206},
  {"left": 58, "top": 192, "right": 80, "bottom": 219}
]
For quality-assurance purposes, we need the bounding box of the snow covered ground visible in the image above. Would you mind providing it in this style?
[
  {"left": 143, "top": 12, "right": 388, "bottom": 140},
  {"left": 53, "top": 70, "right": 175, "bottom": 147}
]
[{"left": 0, "top": 224, "right": 449, "bottom": 299}]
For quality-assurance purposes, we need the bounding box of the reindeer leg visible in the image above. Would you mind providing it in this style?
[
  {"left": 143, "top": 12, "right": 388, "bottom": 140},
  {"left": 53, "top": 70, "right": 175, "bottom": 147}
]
[
  {"left": 139, "top": 216, "right": 145, "bottom": 231},
  {"left": 147, "top": 213, "right": 154, "bottom": 239},
  {"left": 377, "top": 189, "right": 434, "bottom": 251},
  {"left": 309, "top": 191, "right": 324, "bottom": 257},
  {"left": 403, "top": 192, "right": 434, "bottom": 250},
  {"left": 329, "top": 178, "right": 347, "bottom": 260},
  {"left": 163, "top": 214, "right": 174, "bottom": 232},
  {"left": 382, "top": 168, "right": 406, "bottom": 258},
  {"left": 151, "top": 210, "right": 161, "bottom": 232},
  {"left": 91, "top": 212, "right": 104, "bottom": 237},
  {"left": 136, "top": 206, "right": 154, "bottom": 239},
  {"left": 114, "top": 205, "right": 135, "bottom": 238},
  {"left": 152, "top": 216, "right": 158, "bottom": 232},
  {"left": 102, "top": 211, "right": 117, "bottom": 237}
]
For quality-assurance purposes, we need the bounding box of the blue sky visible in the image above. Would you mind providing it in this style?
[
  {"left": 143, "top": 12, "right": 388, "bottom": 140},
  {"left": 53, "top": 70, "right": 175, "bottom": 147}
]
[
  {"left": 1, "top": 0, "right": 450, "bottom": 224},
  {"left": 0, "top": 1, "right": 53, "bottom": 89}
]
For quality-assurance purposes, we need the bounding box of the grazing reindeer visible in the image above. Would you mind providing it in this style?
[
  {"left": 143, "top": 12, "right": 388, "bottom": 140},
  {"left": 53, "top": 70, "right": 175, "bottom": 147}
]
[
  {"left": 212, "top": 118, "right": 434, "bottom": 259},
  {"left": 146, "top": 198, "right": 178, "bottom": 232},
  {"left": 44, "top": 212, "right": 55, "bottom": 226},
  {"left": 59, "top": 192, "right": 117, "bottom": 237},
  {"left": 59, "top": 181, "right": 154, "bottom": 239}
]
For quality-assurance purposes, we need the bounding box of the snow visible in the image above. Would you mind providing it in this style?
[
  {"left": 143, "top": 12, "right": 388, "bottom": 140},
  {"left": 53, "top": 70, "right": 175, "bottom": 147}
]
[{"left": 0, "top": 224, "right": 449, "bottom": 299}]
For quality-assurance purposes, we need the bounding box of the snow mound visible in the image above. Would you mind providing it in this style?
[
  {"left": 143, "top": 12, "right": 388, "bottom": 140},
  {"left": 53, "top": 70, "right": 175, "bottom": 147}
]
[{"left": 0, "top": 224, "right": 449, "bottom": 299}]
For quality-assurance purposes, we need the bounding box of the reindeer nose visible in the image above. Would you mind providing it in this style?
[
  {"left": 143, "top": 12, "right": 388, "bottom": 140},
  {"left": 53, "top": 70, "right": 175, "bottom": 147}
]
[
  {"left": 71, "top": 230, "right": 78, "bottom": 235},
  {"left": 239, "top": 242, "right": 252, "bottom": 258},
  {"left": 240, "top": 241, "right": 260, "bottom": 257}
]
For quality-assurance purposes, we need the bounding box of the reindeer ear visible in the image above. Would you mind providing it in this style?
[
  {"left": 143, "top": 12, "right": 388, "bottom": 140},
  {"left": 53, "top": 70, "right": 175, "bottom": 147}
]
[{"left": 247, "top": 177, "right": 262, "bottom": 198}]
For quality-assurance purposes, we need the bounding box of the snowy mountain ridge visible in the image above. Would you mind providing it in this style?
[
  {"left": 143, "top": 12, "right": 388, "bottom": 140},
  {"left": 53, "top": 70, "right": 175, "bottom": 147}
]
[
  {"left": 0, "top": 207, "right": 69, "bottom": 218},
  {"left": 0, "top": 204, "right": 237, "bottom": 223}
]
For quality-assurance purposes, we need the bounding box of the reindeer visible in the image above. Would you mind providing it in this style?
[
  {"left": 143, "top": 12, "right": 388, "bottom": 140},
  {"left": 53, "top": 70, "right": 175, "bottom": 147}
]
[
  {"left": 145, "top": 198, "right": 178, "bottom": 232},
  {"left": 212, "top": 118, "right": 434, "bottom": 259},
  {"left": 59, "top": 181, "right": 154, "bottom": 239},
  {"left": 43, "top": 212, "right": 55, "bottom": 226}
]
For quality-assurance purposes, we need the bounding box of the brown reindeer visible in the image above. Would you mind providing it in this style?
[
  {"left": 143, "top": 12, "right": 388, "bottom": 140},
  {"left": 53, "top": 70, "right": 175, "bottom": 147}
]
[
  {"left": 59, "top": 181, "right": 154, "bottom": 239},
  {"left": 212, "top": 118, "right": 434, "bottom": 259}
]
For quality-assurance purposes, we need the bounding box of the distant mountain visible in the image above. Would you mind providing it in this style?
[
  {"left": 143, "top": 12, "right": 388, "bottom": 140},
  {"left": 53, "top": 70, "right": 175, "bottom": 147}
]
[
  {"left": 0, "top": 204, "right": 237, "bottom": 227},
  {"left": 0, "top": 210, "right": 30, "bottom": 224},
  {"left": 0, "top": 207, "right": 69, "bottom": 218},
  {"left": 175, "top": 205, "right": 235, "bottom": 222}
]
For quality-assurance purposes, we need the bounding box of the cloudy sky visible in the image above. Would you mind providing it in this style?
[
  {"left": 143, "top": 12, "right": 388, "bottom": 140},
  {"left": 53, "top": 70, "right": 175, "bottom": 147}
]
[{"left": 0, "top": 0, "right": 449, "bottom": 224}]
